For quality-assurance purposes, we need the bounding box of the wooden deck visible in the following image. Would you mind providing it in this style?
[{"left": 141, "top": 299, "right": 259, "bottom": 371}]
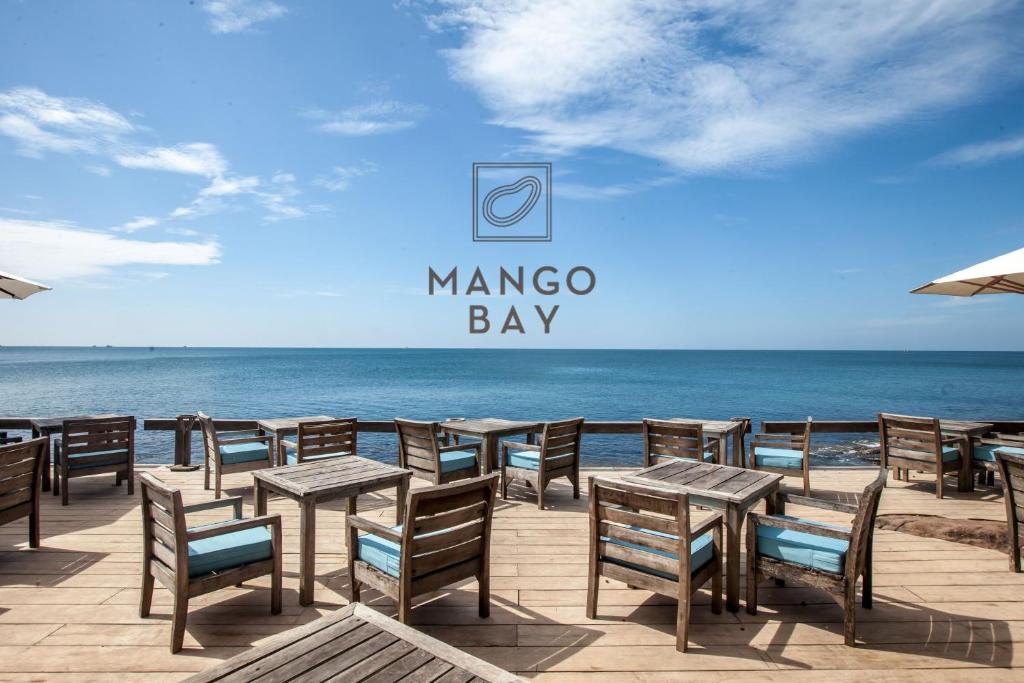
[{"left": 0, "top": 465, "right": 1020, "bottom": 681}]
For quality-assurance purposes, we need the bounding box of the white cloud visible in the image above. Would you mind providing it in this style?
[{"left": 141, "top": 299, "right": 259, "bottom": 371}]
[
  {"left": 305, "top": 101, "right": 425, "bottom": 136},
  {"left": 313, "top": 162, "right": 378, "bottom": 192},
  {"left": 200, "top": 174, "right": 261, "bottom": 196},
  {"left": 114, "top": 216, "right": 160, "bottom": 233},
  {"left": 0, "top": 217, "right": 221, "bottom": 280},
  {"left": 930, "top": 133, "right": 1024, "bottom": 167},
  {"left": 202, "top": 0, "right": 287, "bottom": 34},
  {"left": 84, "top": 164, "right": 111, "bottom": 176},
  {"left": 0, "top": 87, "right": 135, "bottom": 157},
  {"left": 116, "top": 142, "right": 228, "bottom": 177},
  {"left": 426, "top": 0, "right": 1022, "bottom": 174}
]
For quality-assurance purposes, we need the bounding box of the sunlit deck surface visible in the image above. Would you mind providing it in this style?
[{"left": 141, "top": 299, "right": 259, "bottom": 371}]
[{"left": 0, "top": 465, "right": 1020, "bottom": 681}]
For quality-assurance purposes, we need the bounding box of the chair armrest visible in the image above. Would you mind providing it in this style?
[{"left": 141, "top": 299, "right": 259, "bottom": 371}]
[
  {"left": 691, "top": 512, "right": 723, "bottom": 538},
  {"left": 751, "top": 435, "right": 803, "bottom": 449},
  {"left": 186, "top": 514, "right": 281, "bottom": 542},
  {"left": 977, "top": 434, "right": 1024, "bottom": 446},
  {"left": 183, "top": 496, "right": 243, "bottom": 518},
  {"left": 439, "top": 441, "right": 481, "bottom": 454},
  {"left": 218, "top": 435, "right": 273, "bottom": 446},
  {"left": 279, "top": 438, "right": 297, "bottom": 450},
  {"left": 747, "top": 512, "right": 851, "bottom": 542},
  {"left": 502, "top": 441, "right": 541, "bottom": 452},
  {"left": 216, "top": 429, "right": 261, "bottom": 439},
  {"left": 776, "top": 492, "right": 857, "bottom": 514},
  {"left": 347, "top": 515, "right": 403, "bottom": 543},
  {"left": 940, "top": 437, "right": 960, "bottom": 446}
]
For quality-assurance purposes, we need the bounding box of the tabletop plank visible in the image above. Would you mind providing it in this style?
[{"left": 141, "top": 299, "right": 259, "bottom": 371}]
[
  {"left": 625, "top": 460, "right": 781, "bottom": 505},
  {"left": 253, "top": 457, "right": 409, "bottom": 498},
  {"left": 256, "top": 416, "right": 334, "bottom": 432}
]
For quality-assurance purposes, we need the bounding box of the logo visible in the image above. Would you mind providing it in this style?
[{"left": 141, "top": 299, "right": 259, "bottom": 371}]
[{"left": 472, "top": 162, "right": 552, "bottom": 242}]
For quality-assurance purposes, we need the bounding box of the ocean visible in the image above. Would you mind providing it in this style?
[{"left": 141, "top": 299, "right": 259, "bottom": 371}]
[{"left": 1, "top": 347, "right": 1022, "bottom": 467}]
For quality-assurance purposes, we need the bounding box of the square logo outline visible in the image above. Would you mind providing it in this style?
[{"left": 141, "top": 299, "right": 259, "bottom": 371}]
[{"left": 472, "top": 162, "right": 552, "bottom": 242}]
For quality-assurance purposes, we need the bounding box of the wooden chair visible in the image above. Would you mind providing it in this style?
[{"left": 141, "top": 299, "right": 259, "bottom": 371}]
[
  {"left": 0, "top": 437, "right": 47, "bottom": 548},
  {"left": 280, "top": 417, "right": 357, "bottom": 465},
  {"left": 642, "top": 419, "right": 718, "bottom": 467},
  {"left": 746, "top": 468, "right": 887, "bottom": 646},
  {"left": 749, "top": 417, "right": 812, "bottom": 496},
  {"left": 996, "top": 449, "right": 1024, "bottom": 572},
  {"left": 53, "top": 415, "right": 135, "bottom": 506},
  {"left": 395, "top": 418, "right": 481, "bottom": 485},
  {"left": 586, "top": 476, "right": 722, "bottom": 652},
  {"left": 501, "top": 417, "right": 584, "bottom": 510},
  {"left": 139, "top": 473, "right": 282, "bottom": 653},
  {"left": 973, "top": 432, "right": 1024, "bottom": 486},
  {"left": 878, "top": 413, "right": 960, "bottom": 499},
  {"left": 730, "top": 416, "right": 752, "bottom": 467},
  {"left": 347, "top": 473, "right": 499, "bottom": 623},
  {"left": 197, "top": 412, "right": 274, "bottom": 499}
]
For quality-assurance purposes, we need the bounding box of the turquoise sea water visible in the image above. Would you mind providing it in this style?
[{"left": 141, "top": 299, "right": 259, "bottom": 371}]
[{"left": 1, "top": 347, "right": 1023, "bottom": 466}]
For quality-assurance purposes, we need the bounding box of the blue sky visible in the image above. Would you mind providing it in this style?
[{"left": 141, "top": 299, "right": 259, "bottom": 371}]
[{"left": 1, "top": 0, "right": 1023, "bottom": 349}]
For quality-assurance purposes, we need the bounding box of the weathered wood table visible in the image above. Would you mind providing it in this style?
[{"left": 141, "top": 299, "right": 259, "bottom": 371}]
[
  {"left": 440, "top": 418, "right": 541, "bottom": 474},
  {"left": 624, "top": 459, "right": 783, "bottom": 613},
  {"left": 671, "top": 417, "right": 748, "bottom": 467},
  {"left": 253, "top": 457, "right": 411, "bottom": 606},
  {"left": 940, "top": 419, "right": 993, "bottom": 492},
  {"left": 186, "top": 602, "right": 521, "bottom": 682},
  {"left": 29, "top": 414, "right": 119, "bottom": 493},
  {"left": 256, "top": 415, "right": 334, "bottom": 466}
]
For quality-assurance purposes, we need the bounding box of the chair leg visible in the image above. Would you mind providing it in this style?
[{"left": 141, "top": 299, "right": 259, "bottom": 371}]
[
  {"left": 397, "top": 593, "right": 411, "bottom": 624},
  {"left": 803, "top": 469, "right": 810, "bottom": 496},
  {"left": 478, "top": 572, "right": 490, "bottom": 618},
  {"left": 139, "top": 569, "right": 154, "bottom": 618},
  {"left": 585, "top": 571, "right": 599, "bottom": 619},
  {"left": 126, "top": 467, "right": 134, "bottom": 496},
  {"left": 215, "top": 468, "right": 222, "bottom": 500},
  {"left": 843, "top": 590, "right": 857, "bottom": 646},
  {"left": 711, "top": 565, "right": 722, "bottom": 615},
  {"left": 675, "top": 592, "right": 690, "bottom": 653},
  {"left": 572, "top": 472, "right": 580, "bottom": 499},
  {"left": 271, "top": 567, "right": 282, "bottom": 615},
  {"left": 28, "top": 511, "right": 39, "bottom": 549},
  {"left": 536, "top": 480, "right": 544, "bottom": 510},
  {"left": 170, "top": 592, "right": 189, "bottom": 653},
  {"left": 936, "top": 468, "right": 943, "bottom": 500},
  {"left": 60, "top": 472, "right": 69, "bottom": 507},
  {"left": 204, "top": 455, "right": 211, "bottom": 490}
]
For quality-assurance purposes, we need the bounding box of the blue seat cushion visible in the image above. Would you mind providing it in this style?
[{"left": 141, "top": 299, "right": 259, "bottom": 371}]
[
  {"left": 940, "top": 446, "right": 961, "bottom": 462},
  {"left": 284, "top": 448, "right": 350, "bottom": 465},
  {"left": 601, "top": 526, "right": 714, "bottom": 580},
  {"left": 507, "top": 449, "right": 541, "bottom": 470},
  {"left": 55, "top": 448, "right": 128, "bottom": 470},
  {"left": 439, "top": 448, "right": 477, "bottom": 473},
  {"left": 357, "top": 527, "right": 402, "bottom": 578},
  {"left": 187, "top": 525, "right": 273, "bottom": 578},
  {"left": 219, "top": 441, "right": 269, "bottom": 465},
  {"left": 756, "top": 515, "right": 850, "bottom": 574},
  {"left": 976, "top": 445, "right": 1024, "bottom": 462},
  {"left": 754, "top": 447, "right": 804, "bottom": 469}
]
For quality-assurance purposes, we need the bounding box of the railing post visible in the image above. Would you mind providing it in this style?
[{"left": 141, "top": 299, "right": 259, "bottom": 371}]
[{"left": 169, "top": 413, "right": 200, "bottom": 472}]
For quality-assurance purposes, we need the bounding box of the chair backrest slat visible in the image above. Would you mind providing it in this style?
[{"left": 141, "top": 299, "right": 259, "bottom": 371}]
[
  {"left": 139, "top": 473, "right": 186, "bottom": 577},
  {"left": 0, "top": 438, "right": 46, "bottom": 513},
  {"left": 395, "top": 418, "right": 443, "bottom": 478},
  {"left": 62, "top": 416, "right": 135, "bottom": 455},
  {"left": 196, "top": 412, "right": 220, "bottom": 463},
  {"left": 879, "top": 413, "right": 942, "bottom": 460},
  {"left": 643, "top": 419, "right": 705, "bottom": 464},
  {"left": 296, "top": 417, "right": 357, "bottom": 459},
  {"left": 541, "top": 418, "right": 584, "bottom": 465}
]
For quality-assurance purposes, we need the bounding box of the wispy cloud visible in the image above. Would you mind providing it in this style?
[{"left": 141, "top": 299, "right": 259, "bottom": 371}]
[
  {"left": 201, "top": 0, "right": 287, "bottom": 34},
  {"left": 305, "top": 101, "right": 426, "bottom": 136},
  {"left": 0, "top": 87, "right": 134, "bottom": 157},
  {"left": 929, "top": 132, "right": 1024, "bottom": 167},
  {"left": 425, "top": 0, "right": 1022, "bottom": 174},
  {"left": 116, "top": 142, "right": 228, "bottom": 177},
  {"left": 0, "top": 217, "right": 221, "bottom": 281},
  {"left": 113, "top": 216, "right": 160, "bottom": 233},
  {"left": 313, "top": 162, "right": 378, "bottom": 192},
  {"left": 84, "top": 164, "right": 111, "bottom": 176}
]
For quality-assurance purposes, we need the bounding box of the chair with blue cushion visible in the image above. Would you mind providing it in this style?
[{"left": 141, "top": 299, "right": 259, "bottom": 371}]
[
  {"left": 0, "top": 438, "right": 46, "bottom": 548},
  {"left": 749, "top": 417, "right": 812, "bottom": 496},
  {"left": 973, "top": 432, "right": 1024, "bottom": 486},
  {"left": 879, "top": 413, "right": 960, "bottom": 499},
  {"left": 395, "top": 418, "right": 482, "bottom": 485},
  {"left": 746, "top": 468, "right": 887, "bottom": 646},
  {"left": 586, "top": 476, "right": 722, "bottom": 652},
  {"left": 138, "top": 472, "right": 282, "bottom": 653},
  {"left": 53, "top": 415, "right": 135, "bottom": 506},
  {"left": 502, "top": 417, "right": 584, "bottom": 509},
  {"left": 995, "top": 449, "right": 1024, "bottom": 572},
  {"left": 643, "top": 418, "right": 720, "bottom": 467},
  {"left": 347, "top": 473, "right": 499, "bottom": 623},
  {"left": 279, "top": 417, "right": 357, "bottom": 465},
  {"left": 198, "top": 412, "right": 274, "bottom": 499}
]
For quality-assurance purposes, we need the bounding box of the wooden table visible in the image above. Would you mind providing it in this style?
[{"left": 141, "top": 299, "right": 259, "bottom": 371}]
[
  {"left": 256, "top": 415, "right": 334, "bottom": 466},
  {"left": 624, "top": 459, "right": 783, "bottom": 613},
  {"left": 940, "top": 419, "right": 994, "bottom": 492},
  {"left": 440, "top": 418, "right": 541, "bottom": 474},
  {"left": 30, "top": 414, "right": 120, "bottom": 493},
  {"left": 253, "top": 457, "right": 411, "bottom": 606},
  {"left": 186, "top": 602, "right": 520, "bottom": 682},
  {"left": 671, "top": 417, "right": 748, "bottom": 467}
]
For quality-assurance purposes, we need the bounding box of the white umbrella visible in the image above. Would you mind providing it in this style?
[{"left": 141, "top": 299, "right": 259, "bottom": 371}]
[
  {"left": 0, "top": 270, "right": 51, "bottom": 300},
  {"left": 911, "top": 247, "right": 1024, "bottom": 296}
]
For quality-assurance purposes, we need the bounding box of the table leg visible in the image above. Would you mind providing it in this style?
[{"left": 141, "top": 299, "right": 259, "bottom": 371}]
[
  {"left": 483, "top": 435, "right": 499, "bottom": 475},
  {"left": 732, "top": 428, "right": 743, "bottom": 468},
  {"left": 34, "top": 428, "right": 50, "bottom": 493},
  {"left": 299, "top": 501, "right": 316, "bottom": 606},
  {"left": 254, "top": 479, "right": 268, "bottom": 516},
  {"left": 396, "top": 475, "right": 409, "bottom": 522},
  {"left": 725, "top": 503, "right": 741, "bottom": 612},
  {"left": 718, "top": 433, "right": 729, "bottom": 466},
  {"left": 957, "top": 434, "right": 974, "bottom": 493}
]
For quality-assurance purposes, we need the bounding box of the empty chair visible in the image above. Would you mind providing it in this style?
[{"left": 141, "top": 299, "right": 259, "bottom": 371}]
[
  {"left": 973, "top": 431, "right": 1024, "bottom": 486},
  {"left": 642, "top": 418, "right": 719, "bottom": 467},
  {"left": 0, "top": 437, "right": 46, "bottom": 547},
  {"left": 139, "top": 473, "right": 282, "bottom": 652},
  {"left": 996, "top": 449, "right": 1024, "bottom": 572},
  {"left": 53, "top": 415, "right": 135, "bottom": 506},
  {"left": 878, "top": 413, "right": 960, "bottom": 499},
  {"left": 501, "top": 417, "right": 584, "bottom": 509},
  {"left": 197, "top": 412, "right": 273, "bottom": 499},
  {"left": 280, "top": 417, "right": 357, "bottom": 465},
  {"left": 586, "top": 476, "right": 722, "bottom": 652},
  {"left": 395, "top": 418, "right": 481, "bottom": 484},
  {"left": 749, "top": 417, "right": 812, "bottom": 496},
  {"left": 746, "top": 468, "right": 887, "bottom": 646},
  {"left": 347, "top": 473, "right": 499, "bottom": 623}
]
